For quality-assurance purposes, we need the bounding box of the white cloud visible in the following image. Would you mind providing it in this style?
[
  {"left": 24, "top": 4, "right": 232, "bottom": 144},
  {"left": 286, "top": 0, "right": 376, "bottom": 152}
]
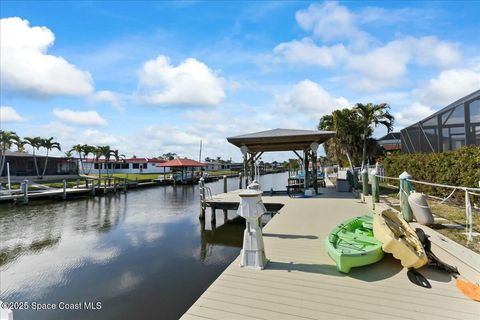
[
  {"left": 274, "top": 38, "right": 348, "bottom": 67},
  {"left": 1, "top": 106, "right": 25, "bottom": 122},
  {"left": 0, "top": 17, "right": 94, "bottom": 97},
  {"left": 274, "top": 80, "right": 350, "bottom": 119},
  {"left": 53, "top": 108, "right": 108, "bottom": 127},
  {"left": 295, "top": 1, "right": 371, "bottom": 47},
  {"left": 138, "top": 55, "right": 226, "bottom": 106},
  {"left": 417, "top": 68, "right": 480, "bottom": 107},
  {"left": 91, "top": 90, "right": 125, "bottom": 112},
  {"left": 394, "top": 102, "right": 437, "bottom": 128}
]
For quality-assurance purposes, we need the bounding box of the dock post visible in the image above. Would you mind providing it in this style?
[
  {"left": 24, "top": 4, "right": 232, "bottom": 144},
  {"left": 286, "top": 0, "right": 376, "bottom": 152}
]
[
  {"left": 113, "top": 178, "right": 117, "bottom": 193},
  {"left": 223, "top": 175, "right": 227, "bottom": 193},
  {"left": 370, "top": 169, "right": 379, "bottom": 209},
  {"left": 124, "top": 178, "right": 127, "bottom": 193},
  {"left": 223, "top": 209, "right": 228, "bottom": 222},
  {"left": 361, "top": 169, "right": 368, "bottom": 201},
  {"left": 91, "top": 179, "right": 96, "bottom": 196},
  {"left": 86, "top": 179, "right": 89, "bottom": 188},
  {"left": 199, "top": 177, "right": 205, "bottom": 220},
  {"left": 62, "top": 179, "right": 67, "bottom": 200},
  {"left": 22, "top": 179, "right": 29, "bottom": 204},
  {"left": 135, "top": 177, "right": 138, "bottom": 187},
  {"left": 76, "top": 179, "right": 80, "bottom": 188},
  {"left": 211, "top": 207, "right": 216, "bottom": 225},
  {"left": 399, "top": 171, "right": 413, "bottom": 222},
  {"left": 238, "top": 172, "right": 243, "bottom": 189}
]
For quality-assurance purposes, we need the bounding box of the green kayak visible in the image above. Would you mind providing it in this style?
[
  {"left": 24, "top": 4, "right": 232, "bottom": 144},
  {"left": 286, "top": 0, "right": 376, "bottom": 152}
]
[{"left": 325, "top": 214, "right": 384, "bottom": 273}]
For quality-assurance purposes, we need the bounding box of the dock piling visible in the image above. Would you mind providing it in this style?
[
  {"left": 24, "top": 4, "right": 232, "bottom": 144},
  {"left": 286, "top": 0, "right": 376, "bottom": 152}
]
[
  {"left": 223, "top": 209, "right": 228, "bottom": 222},
  {"left": 62, "top": 179, "right": 67, "bottom": 200},
  {"left": 124, "top": 178, "right": 127, "bottom": 193},
  {"left": 211, "top": 207, "right": 216, "bottom": 225},
  {"left": 223, "top": 175, "right": 227, "bottom": 193},
  {"left": 22, "top": 179, "right": 29, "bottom": 204},
  {"left": 238, "top": 172, "right": 243, "bottom": 189},
  {"left": 199, "top": 178, "right": 206, "bottom": 220},
  {"left": 361, "top": 169, "right": 368, "bottom": 201}
]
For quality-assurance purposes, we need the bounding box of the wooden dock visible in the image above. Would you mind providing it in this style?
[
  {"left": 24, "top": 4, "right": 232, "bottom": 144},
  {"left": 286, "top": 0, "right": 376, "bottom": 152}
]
[{"left": 182, "top": 183, "right": 480, "bottom": 319}]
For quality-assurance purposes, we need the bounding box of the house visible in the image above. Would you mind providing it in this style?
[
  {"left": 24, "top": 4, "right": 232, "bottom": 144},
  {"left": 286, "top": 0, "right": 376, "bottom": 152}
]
[
  {"left": 377, "top": 132, "right": 401, "bottom": 152},
  {"left": 80, "top": 157, "right": 171, "bottom": 175},
  {"left": 401, "top": 89, "right": 479, "bottom": 153},
  {"left": 0, "top": 150, "right": 77, "bottom": 177}
]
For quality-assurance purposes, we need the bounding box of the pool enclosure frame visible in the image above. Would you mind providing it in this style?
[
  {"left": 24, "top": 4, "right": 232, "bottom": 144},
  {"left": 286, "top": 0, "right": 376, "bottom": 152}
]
[{"left": 401, "top": 89, "right": 480, "bottom": 154}]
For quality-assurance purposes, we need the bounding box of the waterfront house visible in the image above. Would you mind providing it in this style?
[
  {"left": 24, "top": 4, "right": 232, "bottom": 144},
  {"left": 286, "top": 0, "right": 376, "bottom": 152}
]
[
  {"left": 81, "top": 157, "right": 171, "bottom": 175},
  {"left": 0, "top": 150, "right": 77, "bottom": 177}
]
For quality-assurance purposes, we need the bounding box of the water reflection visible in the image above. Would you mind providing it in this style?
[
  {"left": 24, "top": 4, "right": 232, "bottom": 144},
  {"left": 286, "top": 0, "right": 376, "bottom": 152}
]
[{"left": 0, "top": 172, "right": 287, "bottom": 320}]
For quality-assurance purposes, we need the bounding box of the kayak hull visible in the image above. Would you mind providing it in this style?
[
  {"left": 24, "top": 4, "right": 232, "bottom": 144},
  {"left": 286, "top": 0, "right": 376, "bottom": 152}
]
[
  {"left": 326, "top": 214, "right": 384, "bottom": 273},
  {"left": 373, "top": 210, "right": 428, "bottom": 269}
]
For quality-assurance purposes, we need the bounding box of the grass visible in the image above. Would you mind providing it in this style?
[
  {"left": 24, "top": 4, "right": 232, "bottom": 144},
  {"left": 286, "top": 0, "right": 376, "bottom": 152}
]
[{"left": 378, "top": 183, "right": 480, "bottom": 253}]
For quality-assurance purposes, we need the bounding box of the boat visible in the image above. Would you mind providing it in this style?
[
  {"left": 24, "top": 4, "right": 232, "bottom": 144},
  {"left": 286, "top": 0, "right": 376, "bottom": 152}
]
[
  {"left": 373, "top": 210, "right": 428, "bottom": 269},
  {"left": 325, "top": 214, "right": 384, "bottom": 273}
]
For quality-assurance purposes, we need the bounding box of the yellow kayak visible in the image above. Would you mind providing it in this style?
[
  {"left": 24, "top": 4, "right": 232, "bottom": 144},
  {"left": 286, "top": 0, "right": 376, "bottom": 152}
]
[{"left": 373, "top": 210, "right": 427, "bottom": 269}]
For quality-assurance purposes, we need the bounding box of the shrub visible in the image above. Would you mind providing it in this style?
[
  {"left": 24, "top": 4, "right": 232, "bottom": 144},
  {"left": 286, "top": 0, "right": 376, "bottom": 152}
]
[{"left": 382, "top": 146, "right": 480, "bottom": 202}]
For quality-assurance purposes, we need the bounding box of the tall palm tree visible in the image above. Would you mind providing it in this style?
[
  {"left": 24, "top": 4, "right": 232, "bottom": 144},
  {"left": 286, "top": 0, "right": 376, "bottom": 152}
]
[
  {"left": 82, "top": 144, "right": 97, "bottom": 175},
  {"left": 41, "top": 137, "right": 61, "bottom": 177},
  {"left": 0, "top": 130, "right": 20, "bottom": 176},
  {"left": 23, "top": 136, "right": 43, "bottom": 177},
  {"left": 95, "top": 145, "right": 113, "bottom": 179},
  {"left": 109, "top": 149, "right": 125, "bottom": 177},
  {"left": 70, "top": 144, "right": 85, "bottom": 174},
  {"left": 354, "top": 103, "right": 394, "bottom": 168}
]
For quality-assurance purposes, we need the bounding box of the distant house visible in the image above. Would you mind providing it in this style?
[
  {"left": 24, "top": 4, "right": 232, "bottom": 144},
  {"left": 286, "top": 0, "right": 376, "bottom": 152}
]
[
  {"left": 81, "top": 157, "right": 171, "bottom": 175},
  {"left": 377, "top": 132, "right": 401, "bottom": 152},
  {"left": 1, "top": 150, "right": 77, "bottom": 177}
]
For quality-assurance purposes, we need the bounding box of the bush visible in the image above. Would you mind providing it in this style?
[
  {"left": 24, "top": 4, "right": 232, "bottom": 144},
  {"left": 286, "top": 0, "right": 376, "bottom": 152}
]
[{"left": 382, "top": 146, "right": 480, "bottom": 202}]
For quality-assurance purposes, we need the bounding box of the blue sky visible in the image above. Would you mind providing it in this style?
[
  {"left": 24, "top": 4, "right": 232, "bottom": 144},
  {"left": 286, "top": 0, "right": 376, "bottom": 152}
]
[{"left": 1, "top": 1, "right": 479, "bottom": 161}]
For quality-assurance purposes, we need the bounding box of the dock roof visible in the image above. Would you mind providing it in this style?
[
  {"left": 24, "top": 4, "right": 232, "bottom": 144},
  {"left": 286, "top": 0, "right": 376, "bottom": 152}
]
[
  {"left": 157, "top": 158, "right": 206, "bottom": 167},
  {"left": 227, "top": 128, "right": 335, "bottom": 152}
]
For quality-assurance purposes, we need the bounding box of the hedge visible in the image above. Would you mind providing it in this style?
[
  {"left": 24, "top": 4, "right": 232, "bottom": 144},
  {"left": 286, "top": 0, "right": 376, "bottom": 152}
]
[{"left": 382, "top": 146, "right": 480, "bottom": 202}]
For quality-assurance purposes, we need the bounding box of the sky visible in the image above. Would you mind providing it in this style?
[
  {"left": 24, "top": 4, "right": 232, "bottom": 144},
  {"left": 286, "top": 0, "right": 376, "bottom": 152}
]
[{"left": 1, "top": 1, "right": 479, "bottom": 162}]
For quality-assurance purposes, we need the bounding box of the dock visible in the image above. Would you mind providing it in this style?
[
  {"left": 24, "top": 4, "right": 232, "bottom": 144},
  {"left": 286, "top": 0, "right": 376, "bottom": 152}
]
[{"left": 182, "top": 182, "right": 480, "bottom": 319}]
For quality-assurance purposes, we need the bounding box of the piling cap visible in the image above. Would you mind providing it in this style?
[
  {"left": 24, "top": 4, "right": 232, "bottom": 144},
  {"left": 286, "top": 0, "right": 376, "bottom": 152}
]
[
  {"left": 399, "top": 171, "right": 411, "bottom": 179},
  {"left": 239, "top": 189, "right": 262, "bottom": 197}
]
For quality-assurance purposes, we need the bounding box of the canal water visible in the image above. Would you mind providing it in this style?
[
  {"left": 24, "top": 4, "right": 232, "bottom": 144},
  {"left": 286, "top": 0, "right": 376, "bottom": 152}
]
[{"left": 0, "top": 172, "right": 288, "bottom": 320}]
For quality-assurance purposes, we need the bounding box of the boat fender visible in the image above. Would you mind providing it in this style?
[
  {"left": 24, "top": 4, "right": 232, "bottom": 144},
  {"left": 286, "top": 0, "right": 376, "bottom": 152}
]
[{"left": 408, "top": 192, "right": 434, "bottom": 225}]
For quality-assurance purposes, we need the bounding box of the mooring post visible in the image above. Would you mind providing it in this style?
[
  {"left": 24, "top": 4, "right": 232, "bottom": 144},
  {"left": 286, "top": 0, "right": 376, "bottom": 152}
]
[
  {"left": 199, "top": 177, "right": 205, "bottom": 220},
  {"left": 76, "top": 179, "right": 80, "bottom": 188},
  {"left": 86, "top": 179, "right": 89, "bottom": 188},
  {"left": 62, "top": 179, "right": 67, "bottom": 200},
  {"left": 223, "top": 209, "right": 228, "bottom": 222},
  {"left": 362, "top": 168, "right": 369, "bottom": 200},
  {"left": 135, "top": 177, "right": 138, "bottom": 187},
  {"left": 211, "top": 207, "right": 216, "bottom": 225},
  {"left": 22, "top": 179, "right": 29, "bottom": 204},
  {"left": 238, "top": 172, "right": 243, "bottom": 189},
  {"left": 124, "top": 178, "right": 127, "bottom": 193},
  {"left": 399, "top": 171, "right": 413, "bottom": 222},
  {"left": 370, "top": 169, "right": 379, "bottom": 209},
  {"left": 113, "top": 178, "right": 117, "bottom": 193},
  {"left": 223, "top": 175, "right": 227, "bottom": 193},
  {"left": 91, "top": 179, "right": 96, "bottom": 196}
]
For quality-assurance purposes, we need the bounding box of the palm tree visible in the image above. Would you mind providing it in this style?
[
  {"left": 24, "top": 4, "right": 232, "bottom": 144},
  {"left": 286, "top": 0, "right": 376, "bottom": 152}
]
[
  {"left": 109, "top": 149, "right": 125, "bottom": 177},
  {"left": 354, "top": 103, "right": 394, "bottom": 169},
  {"left": 70, "top": 144, "right": 85, "bottom": 174},
  {"left": 82, "top": 144, "right": 97, "bottom": 175},
  {"left": 95, "top": 145, "right": 113, "bottom": 179},
  {"left": 23, "top": 136, "right": 43, "bottom": 177},
  {"left": 0, "top": 130, "right": 20, "bottom": 176},
  {"left": 41, "top": 137, "right": 61, "bottom": 178}
]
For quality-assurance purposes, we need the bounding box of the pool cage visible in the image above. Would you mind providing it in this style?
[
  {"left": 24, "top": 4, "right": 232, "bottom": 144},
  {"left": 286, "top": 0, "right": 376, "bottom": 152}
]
[{"left": 401, "top": 90, "right": 480, "bottom": 153}]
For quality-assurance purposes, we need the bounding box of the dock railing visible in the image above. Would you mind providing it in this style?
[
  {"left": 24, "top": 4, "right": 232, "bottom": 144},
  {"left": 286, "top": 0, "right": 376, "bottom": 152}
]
[{"left": 373, "top": 172, "right": 479, "bottom": 242}]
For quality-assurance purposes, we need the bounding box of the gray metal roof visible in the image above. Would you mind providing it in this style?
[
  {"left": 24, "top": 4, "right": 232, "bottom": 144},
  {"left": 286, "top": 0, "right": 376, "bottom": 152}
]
[{"left": 227, "top": 128, "right": 335, "bottom": 152}]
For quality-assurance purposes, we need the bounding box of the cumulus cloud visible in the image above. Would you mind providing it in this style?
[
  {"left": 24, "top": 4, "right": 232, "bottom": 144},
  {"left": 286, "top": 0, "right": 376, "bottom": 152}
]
[
  {"left": 90, "top": 90, "right": 125, "bottom": 112},
  {"left": 295, "top": 1, "right": 371, "bottom": 47},
  {"left": 275, "top": 80, "right": 350, "bottom": 119},
  {"left": 417, "top": 68, "right": 480, "bottom": 107},
  {"left": 53, "top": 108, "right": 108, "bottom": 127},
  {"left": 394, "top": 102, "right": 437, "bottom": 128},
  {"left": 274, "top": 38, "right": 348, "bottom": 67},
  {"left": 1, "top": 106, "right": 25, "bottom": 122},
  {"left": 138, "top": 55, "right": 226, "bottom": 106},
  {"left": 0, "top": 17, "right": 94, "bottom": 97}
]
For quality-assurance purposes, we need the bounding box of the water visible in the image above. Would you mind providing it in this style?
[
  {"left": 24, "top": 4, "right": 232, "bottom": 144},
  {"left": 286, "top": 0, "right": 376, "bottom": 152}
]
[{"left": 0, "top": 172, "right": 287, "bottom": 320}]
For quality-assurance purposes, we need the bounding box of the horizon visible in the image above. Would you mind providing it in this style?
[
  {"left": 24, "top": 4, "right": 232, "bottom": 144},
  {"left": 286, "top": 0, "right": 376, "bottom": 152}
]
[{"left": 1, "top": 1, "right": 479, "bottom": 162}]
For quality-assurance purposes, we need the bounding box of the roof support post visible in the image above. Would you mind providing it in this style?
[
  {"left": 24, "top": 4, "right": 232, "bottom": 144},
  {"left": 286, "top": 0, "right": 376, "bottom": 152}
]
[
  {"left": 311, "top": 150, "right": 318, "bottom": 194},
  {"left": 303, "top": 150, "right": 309, "bottom": 191}
]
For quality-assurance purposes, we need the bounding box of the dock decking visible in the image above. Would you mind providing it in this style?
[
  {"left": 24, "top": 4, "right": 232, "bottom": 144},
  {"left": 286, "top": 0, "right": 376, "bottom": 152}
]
[{"left": 182, "top": 183, "right": 480, "bottom": 320}]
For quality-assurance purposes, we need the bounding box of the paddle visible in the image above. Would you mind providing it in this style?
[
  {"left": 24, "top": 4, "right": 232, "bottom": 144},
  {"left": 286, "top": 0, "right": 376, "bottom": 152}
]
[{"left": 415, "top": 228, "right": 480, "bottom": 302}]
